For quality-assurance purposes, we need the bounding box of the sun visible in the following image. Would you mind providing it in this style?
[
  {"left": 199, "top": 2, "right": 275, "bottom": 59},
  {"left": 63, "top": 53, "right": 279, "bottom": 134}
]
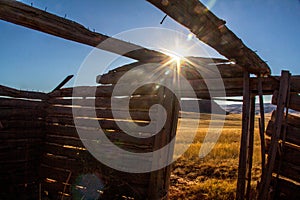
[{"left": 160, "top": 50, "right": 184, "bottom": 72}]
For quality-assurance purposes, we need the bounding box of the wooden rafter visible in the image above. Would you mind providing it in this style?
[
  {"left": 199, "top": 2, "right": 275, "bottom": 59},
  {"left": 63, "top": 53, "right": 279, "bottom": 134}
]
[
  {"left": 147, "top": 0, "right": 271, "bottom": 75},
  {"left": 0, "top": 0, "right": 168, "bottom": 62}
]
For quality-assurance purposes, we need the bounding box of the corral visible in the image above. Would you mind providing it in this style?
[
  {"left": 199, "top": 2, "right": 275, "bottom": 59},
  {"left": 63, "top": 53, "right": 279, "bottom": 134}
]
[{"left": 0, "top": 0, "right": 299, "bottom": 199}]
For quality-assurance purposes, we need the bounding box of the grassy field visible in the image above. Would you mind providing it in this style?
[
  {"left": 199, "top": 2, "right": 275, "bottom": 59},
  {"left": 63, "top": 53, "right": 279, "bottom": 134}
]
[{"left": 169, "top": 113, "right": 270, "bottom": 200}]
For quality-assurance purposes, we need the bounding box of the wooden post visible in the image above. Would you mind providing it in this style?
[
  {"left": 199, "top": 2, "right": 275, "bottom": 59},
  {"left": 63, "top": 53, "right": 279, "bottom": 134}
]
[
  {"left": 245, "top": 95, "right": 256, "bottom": 199},
  {"left": 236, "top": 70, "right": 251, "bottom": 200},
  {"left": 148, "top": 85, "right": 179, "bottom": 199},
  {"left": 258, "top": 76, "right": 266, "bottom": 177},
  {"left": 258, "top": 70, "right": 290, "bottom": 199}
]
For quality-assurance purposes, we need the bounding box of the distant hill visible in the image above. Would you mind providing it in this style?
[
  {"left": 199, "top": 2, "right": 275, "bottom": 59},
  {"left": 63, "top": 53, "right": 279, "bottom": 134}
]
[
  {"left": 222, "top": 103, "right": 299, "bottom": 115},
  {"left": 181, "top": 99, "right": 229, "bottom": 115},
  {"left": 222, "top": 103, "right": 276, "bottom": 114}
]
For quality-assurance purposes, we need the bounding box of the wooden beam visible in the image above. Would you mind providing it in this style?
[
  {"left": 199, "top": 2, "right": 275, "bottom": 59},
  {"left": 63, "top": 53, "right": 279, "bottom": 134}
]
[
  {"left": 147, "top": 0, "right": 271, "bottom": 75},
  {"left": 0, "top": 85, "right": 48, "bottom": 100},
  {"left": 0, "top": 0, "right": 168, "bottom": 62}
]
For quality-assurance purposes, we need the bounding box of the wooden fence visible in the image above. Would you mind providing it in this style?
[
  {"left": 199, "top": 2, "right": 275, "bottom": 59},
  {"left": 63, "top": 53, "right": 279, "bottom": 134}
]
[
  {"left": 0, "top": 85, "right": 48, "bottom": 200},
  {"left": 42, "top": 82, "right": 179, "bottom": 199},
  {"left": 0, "top": 82, "right": 179, "bottom": 199},
  {"left": 259, "top": 71, "right": 300, "bottom": 199}
]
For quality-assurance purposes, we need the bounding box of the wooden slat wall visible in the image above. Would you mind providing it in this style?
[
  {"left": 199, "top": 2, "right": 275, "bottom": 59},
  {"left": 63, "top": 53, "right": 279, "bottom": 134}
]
[
  {"left": 96, "top": 61, "right": 283, "bottom": 99},
  {"left": 42, "top": 82, "right": 176, "bottom": 199},
  {"left": 262, "top": 81, "right": 300, "bottom": 199},
  {"left": 0, "top": 86, "right": 47, "bottom": 200}
]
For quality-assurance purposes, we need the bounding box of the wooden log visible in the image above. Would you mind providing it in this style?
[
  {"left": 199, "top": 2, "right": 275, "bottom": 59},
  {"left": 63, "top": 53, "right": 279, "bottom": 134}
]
[
  {"left": 46, "top": 134, "right": 153, "bottom": 153},
  {"left": 0, "top": 107, "right": 45, "bottom": 120},
  {"left": 0, "top": 139, "right": 42, "bottom": 150},
  {"left": 0, "top": 129, "right": 43, "bottom": 139},
  {"left": 272, "top": 90, "right": 300, "bottom": 112},
  {"left": 0, "top": 119, "right": 44, "bottom": 130},
  {"left": 146, "top": 0, "right": 271, "bottom": 75},
  {"left": 0, "top": 170, "right": 39, "bottom": 184},
  {"left": 106, "top": 58, "right": 229, "bottom": 73},
  {"left": 47, "top": 106, "right": 153, "bottom": 121},
  {"left": 0, "top": 97, "right": 45, "bottom": 108},
  {"left": 0, "top": 147, "right": 41, "bottom": 162},
  {"left": 41, "top": 154, "right": 84, "bottom": 173},
  {"left": 48, "top": 95, "right": 160, "bottom": 110},
  {"left": 0, "top": 0, "right": 170, "bottom": 63},
  {"left": 46, "top": 125, "right": 155, "bottom": 146},
  {"left": 48, "top": 85, "right": 160, "bottom": 98},
  {"left": 44, "top": 142, "right": 153, "bottom": 164},
  {"left": 43, "top": 143, "right": 89, "bottom": 161},
  {"left": 49, "top": 76, "right": 279, "bottom": 99},
  {"left": 0, "top": 85, "right": 48, "bottom": 99},
  {"left": 266, "top": 120, "right": 300, "bottom": 146},
  {"left": 97, "top": 63, "right": 244, "bottom": 84},
  {"left": 46, "top": 116, "right": 151, "bottom": 130},
  {"left": 46, "top": 132, "right": 154, "bottom": 149},
  {"left": 0, "top": 138, "right": 43, "bottom": 146}
]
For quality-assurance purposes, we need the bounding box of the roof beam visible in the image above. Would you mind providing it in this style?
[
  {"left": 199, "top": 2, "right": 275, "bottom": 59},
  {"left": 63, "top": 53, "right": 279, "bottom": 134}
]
[
  {"left": 147, "top": 0, "right": 271, "bottom": 75},
  {"left": 0, "top": 0, "right": 167, "bottom": 62}
]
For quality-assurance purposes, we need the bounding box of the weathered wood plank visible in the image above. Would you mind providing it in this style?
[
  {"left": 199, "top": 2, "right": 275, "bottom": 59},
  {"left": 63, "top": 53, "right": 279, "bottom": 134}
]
[
  {"left": 273, "top": 90, "right": 300, "bottom": 112},
  {"left": 47, "top": 106, "right": 154, "bottom": 121},
  {"left": 0, "top": 85, "right": 48, "bottom": 99},
  {"left": 147, "top": 0, "right": 271, "bottom": 75},
  {"left": 42, "top": 180, "right": 71, "bottom": 198},
  {"left": 46, "top": 134, "right": 153, "bottom": 153},
  {"left": 46, "top": 116, "right": 151, "bottom": 130},
  {"left": 44, "top": 142, "right": 153, "bottom": 165},
  {"left": 259, "top": 71, "right": 290, "bottom": 199},
  {"left": 0, "top": 147, "right": 41, "bottom": 161},
  {"left": 97, "top": 62, "right": 244, "bottom": 84},
  {"left": 270, "top": 111, "right": 300, "bottom": 129},
  {"left": 270, "top": 177, "right": 300, "bottom": 199},
  {"left": 291, "top": 76, "right": 300, "bottom": 92},
  {"left": 48, "top": 76, "right": 279, "bottom": 99},
  {"left": 41, "top": 164, "right": 74, "bottom": 184},
  {"left": 273, "top": 161, "right": 300, "bottom": 183},
  {"left": 0, "top": 119, "right": 44, "bottom": 130},
  {"left": 0, "top": 107, "right": 45, "bottom": 120},
  {"left": 265, "top": 139, "right": 300, "bottom": 167},
  {"left": 46, "top": 125, "right": 155, "bottom": 146},
  {"left": 236, "top": 71, "right": 251, "bottom": 200},
  {"left": 48, "top": 95, "right": 160, "bottom": 110},
  {"left": 48, "top": 85, "right": 160, "bottom": 97},
  {"left": 0, "top": 129, "right": 43, "bottom": 139},
  {"left": 0, "top": 97, "right": 45, "bottom": 108},
  {"left": 266, "top": 120, "right": 300, "bottom": 146},
  {"left": 0, "top": 0, "right": 169, "bottom": 63},
  {"left": 41, "top": 154, "right": 84, "bottom": 173}
]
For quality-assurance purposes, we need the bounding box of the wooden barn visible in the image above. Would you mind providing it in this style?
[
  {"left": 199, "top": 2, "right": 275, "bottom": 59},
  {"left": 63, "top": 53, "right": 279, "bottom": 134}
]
[{"left": 0, "top": 0, "right": 299, "bottom": 199}]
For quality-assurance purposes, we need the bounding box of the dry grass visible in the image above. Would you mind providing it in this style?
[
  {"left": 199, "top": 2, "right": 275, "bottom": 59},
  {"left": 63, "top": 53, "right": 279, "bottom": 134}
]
[{"left": 169, "top": 113, "right": 270, "bottom": 200}]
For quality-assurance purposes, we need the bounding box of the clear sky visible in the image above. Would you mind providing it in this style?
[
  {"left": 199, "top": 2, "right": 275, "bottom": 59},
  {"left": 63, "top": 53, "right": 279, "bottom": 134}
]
[{"left": 0, "top": 0, "right": 299, "bottom": 92}]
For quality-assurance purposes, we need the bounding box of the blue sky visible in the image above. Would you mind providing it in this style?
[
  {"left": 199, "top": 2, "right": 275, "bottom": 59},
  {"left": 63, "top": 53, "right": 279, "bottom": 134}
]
[{"left": 0, "top": 0, "right": 299, "bottom": 92}]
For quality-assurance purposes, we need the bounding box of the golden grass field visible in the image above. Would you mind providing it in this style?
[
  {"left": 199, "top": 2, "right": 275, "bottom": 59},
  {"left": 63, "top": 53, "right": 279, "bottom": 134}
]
[{"left": 169, "top": 113, "right": 271, "bottom": 200}]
